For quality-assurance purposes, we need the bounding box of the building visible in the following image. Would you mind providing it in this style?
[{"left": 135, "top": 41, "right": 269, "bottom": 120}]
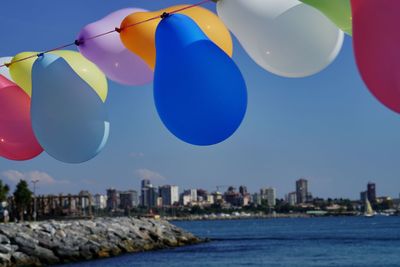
[
  {"left": 94, "top": 194, "right": 107, "bottom": 209},
  {"left": 288, "top": 192, "right": 297, "bottom": 206},
  {"left": 181, "top": 194, "right": 192, "bottom": 206},
  {"left": 260, "top": 187, "right": 276, "bottom": 207},
  {"left": 157, "top": 197, "right": 163, "bottom": 207},
  {"left": 79, "top": 191, "right": 91, "bottom": 209},
  {"left": 296, "top": 178, "right": 308, "bottom": 204},
  {"left": 190, "top": 189, "right": 197, "bottom": 203},
  {"left": 367, "top": 182, "right": 376, "bottom": 202},
  {"left": 197, "top": 189, "right": 208, "bottom": 201},
  {"left": 141, "top": 186, "right": 158, "bottom": 208},
  {"left": 140, "top": 180, "right": 158, "bottom": 208},
  {"left": 212, "top": 191, "right": 223, "bottom": 205},
  {"left": 306, "top": 192, "right": 313, "bottom": 203},
  {"left": 119, "top": 190, "right": 138, "bottom": 210},
  {"left": 239, "top": 186, "right": 248, "bottom": 196},
  {"left": 224, "top": 186, "right": 242, "bottom": 207},
  {"left": 141, "top": 179, "right": 151, "bottom": 188},
  {"left": 360, "top": 191, "right": 368, "bottom": 202},
  {"left": 207, "top": 194, "right": 214, "bottom": 204},
  {"left": 252, "top": 193, "right": 262, "bottom": 206},
  {"left": 159, "top": 185, "right": 179, "bottom": 206},
  {"left": 106, "top": 188, "right": 119, "bottom": 210}
]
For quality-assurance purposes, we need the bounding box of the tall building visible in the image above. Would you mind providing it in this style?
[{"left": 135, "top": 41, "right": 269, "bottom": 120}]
[
  {"left": 119, "top": 190, "right": 139, "bottom": 210},
  {"left": 367, "top": 182, "right": 376, "bottom": 202},
  {"left": 252, "top": 193, "right": 262, "bottom": 206},
  {"left": 159, "top": 185, "right": 179, "bottom": 206},
  {"left": 239, "top": 186, "right": 248, "bottom": 196},
  {"left": 190, "top": 189, "right": 197, "bottom": 203},
  {"left": 94, "top": 194, "right": 107, "bottom": 209},
  {"left": 260, "top": 187, "right": 276, "bottom": 207},
  {"left": 106, "top": 188, "right": 119, "bottom": 210},
  {"left": 141, "top": 179, "right": 151, "bottom": 189},
  {"left": 140, "top": 180, "right": 158, "bottom": 208},
  {"left": 181, "top": 189, "right": 198, "bottom": 205},
  {"left": 288, "top": 192, "right": 297, "bottom": 206},
  {"left": 296, "top": 178, "right": 308, "bottom": 204}
]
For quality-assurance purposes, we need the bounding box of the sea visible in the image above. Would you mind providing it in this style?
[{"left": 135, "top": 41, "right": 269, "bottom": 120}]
[{"left": 63, "top": 216, "right": 400, "bottom": 267}]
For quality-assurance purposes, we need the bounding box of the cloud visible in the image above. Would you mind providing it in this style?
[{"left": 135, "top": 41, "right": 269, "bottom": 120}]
[
  {"left": 134, "top": 169, "right": 165, "bottom": 181},
  {"left": 1, "top": 170, "right": 69, "bottom": 185}
]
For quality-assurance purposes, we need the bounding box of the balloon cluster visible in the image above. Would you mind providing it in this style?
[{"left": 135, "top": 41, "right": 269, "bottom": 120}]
[{"left": 0, "top": 0, "right": 397, "bottom": 163}]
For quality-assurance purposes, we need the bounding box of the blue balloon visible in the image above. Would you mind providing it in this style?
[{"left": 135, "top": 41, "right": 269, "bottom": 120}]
[
  {"left": 154, "top": 14, "right": 247, "bottom": 146},
  {"left": 31, "top": 54, "right": 109, "bottom": 163}
]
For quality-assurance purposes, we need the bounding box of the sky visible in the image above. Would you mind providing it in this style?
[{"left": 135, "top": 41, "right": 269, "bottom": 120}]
[{"left": 1, "top": 0, "right": 400, "bottom": 200}]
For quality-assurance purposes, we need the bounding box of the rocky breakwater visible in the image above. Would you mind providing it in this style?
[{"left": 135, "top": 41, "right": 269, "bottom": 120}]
[{"left": 0, "top": 217, "right": 203, "bottom": 266}]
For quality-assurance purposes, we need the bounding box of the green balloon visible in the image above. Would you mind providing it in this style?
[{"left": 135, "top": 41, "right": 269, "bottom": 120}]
[{"left": 300, "top": 0, "right": 352, "bottom": 36}]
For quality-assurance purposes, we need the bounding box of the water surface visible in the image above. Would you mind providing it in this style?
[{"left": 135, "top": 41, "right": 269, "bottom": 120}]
[{"left": 63, "top": 216, "right": 400, "bottom": 266}]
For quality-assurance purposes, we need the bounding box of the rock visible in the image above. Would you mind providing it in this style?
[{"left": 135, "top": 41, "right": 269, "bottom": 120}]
[
  {"left": 41, "top": 223, "right": 56, "bottom": 235},
  {"left": 0, "top": 244, "right": 12, "bottom": 254},
  {"left": 55, "top": 229, "right": 66, "bottom": 239},
  {"left": 79, "top": 245, "right": 94, "bottom": 260},
  {"left": 0, "top": 234, "right": 10, "bottom": 244},
  {"left": 0, "top": 226, "right": 18, "bottom": 239},
  {"left": 0, "top": 217, "right": 202, "bottom": 266},
  {"left": 11, "top": 251, "right": 40, "bottom": 266},
  {"left": 0, "top": 252, "right": 11, "bottom": 265},
  {"left": 14, "top": 236, "right": 37, "bottom": 251},
  {"left": 34, "top": 246, "right": 59, "bottom": 264},
  {"left": 55, "top": 246, "right": 80, "bottom": 260}
]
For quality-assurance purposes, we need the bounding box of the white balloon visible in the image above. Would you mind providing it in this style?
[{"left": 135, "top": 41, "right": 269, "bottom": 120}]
[
  {"left": 0, "top": 57, "right": 13, "bottom": 81},
  {"left": 216, "top": 0, "right": 344, "bottom": 78}
]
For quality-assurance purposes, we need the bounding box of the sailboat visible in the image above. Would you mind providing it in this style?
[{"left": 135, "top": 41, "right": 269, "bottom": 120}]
[{"left": 364, "top": 198, "right": 375, "bottom": 217}]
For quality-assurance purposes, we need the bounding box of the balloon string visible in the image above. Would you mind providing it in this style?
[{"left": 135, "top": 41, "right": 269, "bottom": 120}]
[{"left": 0, "top": 0, "right": 213, "bottom": 69}]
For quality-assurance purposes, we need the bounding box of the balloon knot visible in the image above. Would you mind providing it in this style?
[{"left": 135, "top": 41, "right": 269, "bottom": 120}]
[
  {"left": 160, "top": 12, "right": 170, "bottom": 19},
  {"left": 74, "top": 39, "right": 84, "bottom": 46},
  {"left": 115, "top": 27, "right": 122, "bottom": 33},
  {"left": 4, "top": 62, "right": 11, "bottom": 68},
  {"left": 37, "top": 53, "right": 44, "bottom": 58}
]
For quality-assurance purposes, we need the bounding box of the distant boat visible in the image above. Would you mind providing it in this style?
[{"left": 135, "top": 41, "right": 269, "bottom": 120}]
[{"left": 364, "top": 198, "right": 374, "bottom": 217}]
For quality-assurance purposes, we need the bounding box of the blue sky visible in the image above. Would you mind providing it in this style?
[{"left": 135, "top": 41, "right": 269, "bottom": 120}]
[{"left": 1, "top": 0, "right": 400, "bottom": 199}]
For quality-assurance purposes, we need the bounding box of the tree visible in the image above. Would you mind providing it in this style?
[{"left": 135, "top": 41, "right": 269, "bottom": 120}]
[
  {"left": 0, "top": 180, "right": 10, "bottom": 202},
  {"left": 13, "top": 180, "right": 32, "bottom": 222}
]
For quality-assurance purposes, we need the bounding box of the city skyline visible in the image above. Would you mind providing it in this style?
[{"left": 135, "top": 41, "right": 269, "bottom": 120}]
[
  {"left": 2, "top": 0, "right": 400, "bottom": 200},
  {"left": 3, "top": 176, "right": 390, "bottom": 204}
]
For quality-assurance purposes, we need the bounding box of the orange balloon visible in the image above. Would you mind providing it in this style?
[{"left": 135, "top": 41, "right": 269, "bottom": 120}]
[{"left": 120, "top": 5, "right": 233, "bottom": 70}]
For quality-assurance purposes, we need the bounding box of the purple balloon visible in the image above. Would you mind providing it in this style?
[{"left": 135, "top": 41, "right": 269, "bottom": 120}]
[{"left": 77, "top": 8, "right": 153, "bottom": 86}]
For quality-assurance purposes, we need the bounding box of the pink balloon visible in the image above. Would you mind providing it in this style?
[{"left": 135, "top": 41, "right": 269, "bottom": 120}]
[
  {"left": 352, "top": 0, "right": 400, "bottom": 113},
  {"left": 77, "top": 8, "right": 153, "bottom": 86},
  {"left": 0, "top": 75, "right": 43, "bottom": 160}
]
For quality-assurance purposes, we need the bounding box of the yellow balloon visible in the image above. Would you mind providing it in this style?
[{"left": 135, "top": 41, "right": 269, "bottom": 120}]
[
  {"left": 10, "top": 50, "right": 108, "bottom": 102},
  {"left": 120, "top": 5, "right": 233, "bottom": 70}
]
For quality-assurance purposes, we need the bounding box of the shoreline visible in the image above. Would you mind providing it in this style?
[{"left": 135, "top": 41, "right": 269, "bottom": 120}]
[
  {"left": 165, "top": 213, "right": 309, "bottom": 221},
  {"left": 165, "top": 212, "right": 397, "bottom": 221}
]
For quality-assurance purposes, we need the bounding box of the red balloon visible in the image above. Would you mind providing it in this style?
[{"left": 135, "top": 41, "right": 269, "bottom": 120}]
[
  {"left": 0, "top": 74, "right": 43, "bottom": 160},
  {"left": 352, "top": 0, "right": 400, "bottom": 113}
]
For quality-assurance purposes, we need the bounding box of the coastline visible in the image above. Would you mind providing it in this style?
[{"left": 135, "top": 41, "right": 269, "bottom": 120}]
[
  {"left": 0, "top": 217, "right": 203, "bottom": 266},
  {"left": 165, "top": 213, "right": 310, "bottom": 221},
  {"left": 164, "top": 212, "right": 397, "bottom": 221}
]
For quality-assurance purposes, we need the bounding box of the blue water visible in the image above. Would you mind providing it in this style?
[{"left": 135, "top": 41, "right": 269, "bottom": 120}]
[{"left": 63, "top": 217, "right": 400, "bottom": 266}]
